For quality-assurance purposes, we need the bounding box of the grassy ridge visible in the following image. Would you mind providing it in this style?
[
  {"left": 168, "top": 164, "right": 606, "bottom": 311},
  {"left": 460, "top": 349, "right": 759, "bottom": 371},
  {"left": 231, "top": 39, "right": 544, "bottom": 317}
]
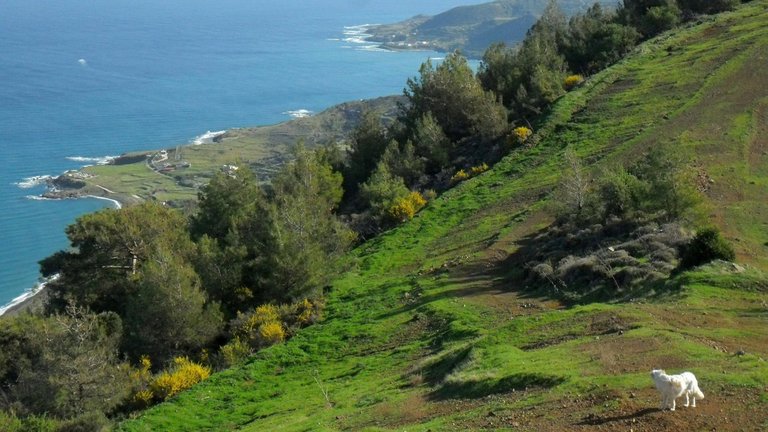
[{"left": 121, "top": 3, "right": 768, "bottom": 430}]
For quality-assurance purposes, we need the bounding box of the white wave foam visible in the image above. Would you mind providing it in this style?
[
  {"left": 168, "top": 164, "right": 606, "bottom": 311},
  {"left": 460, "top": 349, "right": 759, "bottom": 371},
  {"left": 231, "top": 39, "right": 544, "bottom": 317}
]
[
  {"left": 191, "top": 130, "right": 227, "bottom": 145},
  {"left": 15, "top": 175, "right": 53, "bottom": 189},
  {"left": 85, "top": 195, "right": 122, "bottom": 209},
  {"left": 25, "top": 195, "right": 55, "bottom": 201},
  {"left": 283, "top": 109, "right": 314, "bottom": 119},
  {"left": 343, "top": 36, "right": 372, "bottom": 44},
  {"left": 341, "top": 24, "right": 382, "bottom": 47},
  {"left": 343, "top": 24, "right": 378, "bottom": 31},
  {"left": 66, "top": 155, "right": 117, "bottom": 165},
  {"left": 0, "top": 274, "right": 59, "bottom": 317},
  {"left": 356, "top": 45, "right": 390, "bottom": 52}
]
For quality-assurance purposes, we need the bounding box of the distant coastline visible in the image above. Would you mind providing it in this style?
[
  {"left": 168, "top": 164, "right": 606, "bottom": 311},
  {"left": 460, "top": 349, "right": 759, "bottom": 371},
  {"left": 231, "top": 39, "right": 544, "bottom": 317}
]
[{"left": 0, "top": 275, "right": 54, "bottom": 317}]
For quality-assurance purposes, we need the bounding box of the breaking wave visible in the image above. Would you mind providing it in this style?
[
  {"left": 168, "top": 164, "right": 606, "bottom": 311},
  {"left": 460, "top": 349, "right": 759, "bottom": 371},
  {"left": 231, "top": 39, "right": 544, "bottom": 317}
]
[
  {"left": 66, "top": 155, "right": 117, "bottom": 165},
  {"left": 15, "top": 175, "right": 53, "bottom": 189},
  {"left": 191, "top": 130, "right": 227, "bottom": 145},
  {"left": 283, "top": 109, "right": 313, "bottom": 119}
]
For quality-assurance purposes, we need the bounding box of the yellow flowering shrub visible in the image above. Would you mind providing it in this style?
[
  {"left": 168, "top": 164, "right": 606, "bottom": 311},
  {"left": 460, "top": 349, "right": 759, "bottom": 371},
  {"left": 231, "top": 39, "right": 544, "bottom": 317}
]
[
  {"left": 127, "top": 355, "right": 154, "bottom": 408},
  {"left": 237, "top": 304, "right": 280, "bottom": 338},
  {"left": 131, "top": 389, "right": 154, "bottom": 408},
  {"left": 149, "top": 357, "right": 211, "bottom": 401},
  {"left": 295, "top": 298, "right": 314, "bottom": 325},
  {"left": 564, "top": 74, "right": 584, "bottom": 90},
  {"left": 220, "top": 337, "right": 252, "bottom": 367},
  {"left": 388, "top": 191, "right": 427, "bottom": 222},
  {"left": 452, "top": 164, "right": 489, "bottom": 184},
  {"left": 252, "top": 304, "right": 279, "bottom": 326},
  {"left": 258, "top": 322, "right": 286, "bottom": 345},
  {"left": 470, "top": 163, "right": 489, "bottom": 176},
  {"left": 451, "top": 169, "right": 470, "bottom": 183},
  {"left": 512, "top": 126, "right": 533, "bottom": 144}
]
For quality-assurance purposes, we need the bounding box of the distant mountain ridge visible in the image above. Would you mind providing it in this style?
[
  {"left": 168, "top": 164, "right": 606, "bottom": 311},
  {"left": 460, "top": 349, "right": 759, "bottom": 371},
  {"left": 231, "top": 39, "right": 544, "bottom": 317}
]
[{"left": 366, "top": 0, "right": 616, "bottom": 57}]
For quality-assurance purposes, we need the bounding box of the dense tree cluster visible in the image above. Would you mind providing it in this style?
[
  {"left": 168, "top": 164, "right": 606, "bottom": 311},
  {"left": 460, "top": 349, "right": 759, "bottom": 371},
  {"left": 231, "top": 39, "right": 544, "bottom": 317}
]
[{"left": 0, "top": 1, "right": 744, "bottom": 429}]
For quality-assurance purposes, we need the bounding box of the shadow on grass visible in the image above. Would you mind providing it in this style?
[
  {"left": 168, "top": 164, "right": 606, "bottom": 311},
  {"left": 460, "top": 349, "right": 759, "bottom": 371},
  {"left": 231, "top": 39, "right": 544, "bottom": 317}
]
[
  {"left": 576, "top": 407, "right": 658, "bottom": 426},
  {"left": 429, "top": 373, "right": 566, "bottom": 400}
]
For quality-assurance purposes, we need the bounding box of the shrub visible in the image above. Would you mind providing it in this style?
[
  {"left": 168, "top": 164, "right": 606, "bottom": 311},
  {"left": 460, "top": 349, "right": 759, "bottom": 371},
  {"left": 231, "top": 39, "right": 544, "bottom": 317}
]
[
  {"left": 56, "top": 411, "right": 111, "bottom": 432},
  {"left": 450, "top": 169, "right": 470, "bottom": 184},
  {"left": 639, "top": 4, "right": 681, "bottom": 37},
  {"left": 257, "top": 322, "right": 286, "bottom": 346},
  {"left": 680, "top": 227, "right": 735, "bottom": 269},
  {"left": 127, "top": 355, "right": 153, "bottom": 409},
  {"left": 294, "top": 298, "right": 315, "bottom": 325},
  {"left": 677, "top": 0, "right": 740, "bottom": 15},
  {"left": 388, "top": 191, "right": 427, "bottom": 222},
  {"left": 470, "top": 163, "right": 489, "bottom": 176},
  {"left": 451, "top": 164, "right": 488, "bottom": 184},
  {"left": 234, "top": 304, "right": 280, "bottom": 339},
  {"left": 219, "top": 337, "right": 252, "bottom": 367},
  {"left": 564, "top": 74, "right": 584, "bottom": 90},
  {"left": 511, "top": 126, "right": 533, "bottom": 144},
  {"left": 278, "top": 298, "right": 323, "bottom": 332},
  {"left": 149, "top": 357, "right": 211, "bottom": 401}
]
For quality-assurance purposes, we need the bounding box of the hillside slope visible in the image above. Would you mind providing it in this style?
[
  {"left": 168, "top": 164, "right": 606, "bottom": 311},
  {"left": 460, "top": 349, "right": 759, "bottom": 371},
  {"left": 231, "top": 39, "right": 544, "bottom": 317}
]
[
  {"left": 121, "top": 3, "right": 768, "bottom": 431},
  {"left": 366, "top": 0, "right": 615, "bottom": 57}
]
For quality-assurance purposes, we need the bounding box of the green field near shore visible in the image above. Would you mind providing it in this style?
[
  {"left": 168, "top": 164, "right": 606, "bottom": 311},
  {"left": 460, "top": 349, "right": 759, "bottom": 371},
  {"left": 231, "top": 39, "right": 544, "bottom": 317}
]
[{"left": 71, "top": 96, "right": 401, "bottom": 206}]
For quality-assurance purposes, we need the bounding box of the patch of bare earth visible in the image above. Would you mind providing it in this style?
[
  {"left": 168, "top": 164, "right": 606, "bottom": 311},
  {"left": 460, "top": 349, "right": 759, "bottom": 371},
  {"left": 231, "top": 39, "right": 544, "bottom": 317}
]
[{"left": 451, "top": 387, "right": 766, "bottom": 432}]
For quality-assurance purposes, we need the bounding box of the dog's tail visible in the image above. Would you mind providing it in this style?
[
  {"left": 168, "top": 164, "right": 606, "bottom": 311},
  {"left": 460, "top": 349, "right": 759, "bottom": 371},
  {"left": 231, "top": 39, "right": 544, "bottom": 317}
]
[{"left": 691, "top": 380, "right": 705, "bottom": 399}]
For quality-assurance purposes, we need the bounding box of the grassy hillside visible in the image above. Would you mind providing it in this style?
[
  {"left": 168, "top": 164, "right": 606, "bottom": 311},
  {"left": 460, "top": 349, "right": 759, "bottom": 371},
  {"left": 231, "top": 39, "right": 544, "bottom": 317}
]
[{"left": 120, "top": 2, "right": 768, "bottom": 431}]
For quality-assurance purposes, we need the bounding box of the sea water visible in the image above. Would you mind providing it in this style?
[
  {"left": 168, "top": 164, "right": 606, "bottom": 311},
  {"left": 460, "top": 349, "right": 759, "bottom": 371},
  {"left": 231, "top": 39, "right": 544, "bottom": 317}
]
[{"left": 0, "top": 0, "right": 485, "bottom": 310}]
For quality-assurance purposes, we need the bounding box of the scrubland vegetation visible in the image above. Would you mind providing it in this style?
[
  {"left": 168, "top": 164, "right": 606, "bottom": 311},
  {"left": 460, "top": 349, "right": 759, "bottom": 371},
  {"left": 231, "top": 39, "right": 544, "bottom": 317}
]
[{"left": 2, "top": 0, "right": 767, "bottom": 430}]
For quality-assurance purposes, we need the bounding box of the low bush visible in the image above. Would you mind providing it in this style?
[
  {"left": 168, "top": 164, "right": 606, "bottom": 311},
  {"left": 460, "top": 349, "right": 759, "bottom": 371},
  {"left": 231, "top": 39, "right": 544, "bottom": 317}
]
[
  {"left": 450, "top": 169, "right": 470, "bottom": 184},
  {"left": 680, "top": 227, "right": 735, "bottom": 269},
  {"left": 388, "top": 191, "right": 427, "bottom": 222},
  {"left": 257, "top": 322, "right": 286, "bottom": 346},
  {"left": 219, "top": 337, "right": 252, "bottom": 367},
  {"left": 511, "top": 126, "right": 533, "bottom": 144},
  {"left": 564, "top": 74, "right": 584, "bottom": 90},
  {"left": 56, "top": 411, "right": 110, "bottom": 432},
  {"left": 149, "top": 357, "right": 211, "bottom": 401}
]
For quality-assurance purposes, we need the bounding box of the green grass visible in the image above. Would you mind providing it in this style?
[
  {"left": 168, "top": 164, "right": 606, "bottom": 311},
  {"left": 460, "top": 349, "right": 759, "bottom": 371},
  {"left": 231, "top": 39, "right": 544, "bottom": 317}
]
[{"left": 120, "top": 3, "right": 768, "bottom": 430}]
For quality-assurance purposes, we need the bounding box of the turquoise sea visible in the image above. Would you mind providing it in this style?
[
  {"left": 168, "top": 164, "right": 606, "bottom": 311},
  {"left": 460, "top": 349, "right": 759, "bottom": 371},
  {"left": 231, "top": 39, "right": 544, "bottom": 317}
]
[{"left": 0, "top": 0, "right": 484, "bottom": 311}]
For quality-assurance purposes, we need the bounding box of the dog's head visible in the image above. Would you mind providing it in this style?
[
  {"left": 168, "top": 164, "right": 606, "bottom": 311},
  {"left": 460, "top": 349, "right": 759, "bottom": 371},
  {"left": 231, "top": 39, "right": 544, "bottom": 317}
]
[{"left": 650, "top": 369, "right": 665, "bottom": 378}]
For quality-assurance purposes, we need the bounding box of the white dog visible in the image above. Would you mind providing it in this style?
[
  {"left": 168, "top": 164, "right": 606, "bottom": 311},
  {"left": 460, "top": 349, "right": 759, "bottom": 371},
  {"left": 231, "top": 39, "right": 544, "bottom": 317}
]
[{"left": 650, "top": 369, "right": 705, "bottom": 411}]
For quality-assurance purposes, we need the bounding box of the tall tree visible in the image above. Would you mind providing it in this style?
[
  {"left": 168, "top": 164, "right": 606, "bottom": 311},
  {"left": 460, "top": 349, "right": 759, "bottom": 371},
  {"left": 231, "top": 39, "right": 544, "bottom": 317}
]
[
  {"left": 619, "top": 0, "right": 681, "bottom": 37},
  {"left": 562, "top": 4, "right": 639, "bottom": 74},
  {"left": 261, "top": 146, "right": 355, "bottom": 301},
  {"left": 41, "top": 202, "right": 197, "bottom": 315},
  {"left": 411, "top": 112, "right": 451, "bottom": 173},
  {"left": 478, "top": 1, "right": 568, "bottom": 119},
  {"left": 190, "top": 168, "right": 271, "bottom": 314},
  {"left": 190, "top": 168, "right": 265, "bottom": 241},
  {"left": 122, "top": 250, "right": 223, "bottom": 362},
  {"left": 403, "top": 52, "right": 508, "bottom": 143},
  {"left": 345, "top": 110, "right": 390, "bottom": 193}
]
